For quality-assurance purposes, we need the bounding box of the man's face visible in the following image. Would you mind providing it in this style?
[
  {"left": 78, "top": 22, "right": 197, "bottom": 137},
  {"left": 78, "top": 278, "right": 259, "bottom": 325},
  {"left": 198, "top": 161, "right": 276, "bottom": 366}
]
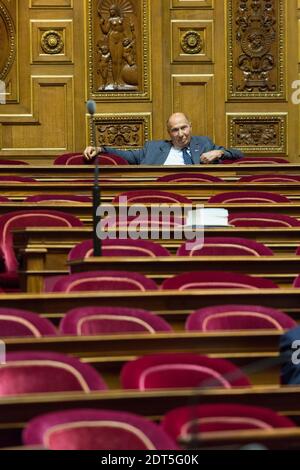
[{"left": 168, "top": 114, "right": 192, "bottom": 149}]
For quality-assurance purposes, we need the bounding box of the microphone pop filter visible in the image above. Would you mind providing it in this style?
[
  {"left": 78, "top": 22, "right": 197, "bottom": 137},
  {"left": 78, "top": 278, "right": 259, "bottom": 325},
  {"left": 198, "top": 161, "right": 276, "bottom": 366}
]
[{"left": 86, "top": 99, "right": 96, "bottom": 116}]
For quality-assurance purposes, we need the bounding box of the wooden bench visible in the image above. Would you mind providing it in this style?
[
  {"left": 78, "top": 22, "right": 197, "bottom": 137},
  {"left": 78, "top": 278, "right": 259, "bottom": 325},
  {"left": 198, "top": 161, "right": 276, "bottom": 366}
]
[{"left": 2, "top": 181, "right": 300, "bottom": 200}]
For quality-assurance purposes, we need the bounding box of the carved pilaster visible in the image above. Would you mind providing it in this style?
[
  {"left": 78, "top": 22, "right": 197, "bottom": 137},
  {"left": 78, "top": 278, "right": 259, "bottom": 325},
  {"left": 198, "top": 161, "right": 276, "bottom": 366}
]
[{"left": 227, "top": 0, "right": 285, "bottom": 99}]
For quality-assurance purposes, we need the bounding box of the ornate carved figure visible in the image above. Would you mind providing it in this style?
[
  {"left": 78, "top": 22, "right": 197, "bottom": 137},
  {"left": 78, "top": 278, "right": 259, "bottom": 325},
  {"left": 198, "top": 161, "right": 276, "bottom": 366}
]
[
  {"left": 97, "top": 44, "right": 111, "bottom": 90},
  {"left": 97, "top": 0, "right": 136, "bottom": 91}
]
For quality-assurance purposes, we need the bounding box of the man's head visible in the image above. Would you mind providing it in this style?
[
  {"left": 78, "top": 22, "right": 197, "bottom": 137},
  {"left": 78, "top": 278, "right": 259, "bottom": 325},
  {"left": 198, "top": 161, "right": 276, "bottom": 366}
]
[{"left": 167, "top": 113, "right": 192, "bottom": 149}]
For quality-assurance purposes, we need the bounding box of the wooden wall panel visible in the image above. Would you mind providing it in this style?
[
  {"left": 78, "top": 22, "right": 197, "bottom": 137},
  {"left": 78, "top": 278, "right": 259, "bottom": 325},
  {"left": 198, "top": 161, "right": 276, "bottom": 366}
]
[
  {"left": 0, "top": 0, "right": 299, "bottom": 161},
  {"left": 172, "top": 74, "right": 214, "bottom": 137},
  {"left": 1, "top": 77, "right": 74, "bottom": 152}
]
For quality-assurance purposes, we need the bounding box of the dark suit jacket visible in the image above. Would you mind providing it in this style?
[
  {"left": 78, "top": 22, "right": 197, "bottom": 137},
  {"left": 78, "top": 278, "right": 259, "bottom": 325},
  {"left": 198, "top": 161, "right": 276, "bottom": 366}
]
[
  {"left": 102, "top": 136, "right": 243, "bottom": 165},
  {"left": 280, "top": 326, "right": 300, "bottom": 385}
]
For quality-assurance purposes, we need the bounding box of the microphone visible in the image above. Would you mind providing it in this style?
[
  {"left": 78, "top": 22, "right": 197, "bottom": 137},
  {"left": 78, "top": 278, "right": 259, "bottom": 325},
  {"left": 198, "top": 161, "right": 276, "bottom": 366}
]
[{"left": 86, "top": 99, "right": 101, "bottom": 256}]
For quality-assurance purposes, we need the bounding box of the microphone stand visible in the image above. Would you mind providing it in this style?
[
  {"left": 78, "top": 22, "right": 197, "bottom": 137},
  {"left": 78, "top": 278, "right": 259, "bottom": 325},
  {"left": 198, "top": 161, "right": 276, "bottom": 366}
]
[{"left": 88, "top": 101, "right": 102, "bottom": 256}]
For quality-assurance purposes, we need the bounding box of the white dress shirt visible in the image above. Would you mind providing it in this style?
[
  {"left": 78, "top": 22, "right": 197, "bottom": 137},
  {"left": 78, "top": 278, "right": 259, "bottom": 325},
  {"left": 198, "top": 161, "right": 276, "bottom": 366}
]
[{"left": 163, "top": 146, "right": 186, "bottom": 165}]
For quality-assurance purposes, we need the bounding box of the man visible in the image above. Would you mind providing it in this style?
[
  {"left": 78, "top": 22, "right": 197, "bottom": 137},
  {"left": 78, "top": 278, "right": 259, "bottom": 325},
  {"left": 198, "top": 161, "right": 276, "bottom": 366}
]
[{"left": 84, "top": 112, "right": 243, "bottom": 164}]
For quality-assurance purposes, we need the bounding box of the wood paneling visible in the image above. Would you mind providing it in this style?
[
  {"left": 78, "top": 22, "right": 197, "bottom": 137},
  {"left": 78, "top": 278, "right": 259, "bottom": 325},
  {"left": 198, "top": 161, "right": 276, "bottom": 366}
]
[
  {"left": 172, "top": 74, "right": 214, "bottom": 137},
  {"left": 0, "top": 0, "right": 299, "bottom": 161}
]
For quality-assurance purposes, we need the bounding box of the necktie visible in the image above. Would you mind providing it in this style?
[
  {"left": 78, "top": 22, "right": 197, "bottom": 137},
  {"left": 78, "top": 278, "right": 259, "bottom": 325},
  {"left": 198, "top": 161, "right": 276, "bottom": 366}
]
[{"left": 182, "top": 147, "right": 193, "bottom": 165}]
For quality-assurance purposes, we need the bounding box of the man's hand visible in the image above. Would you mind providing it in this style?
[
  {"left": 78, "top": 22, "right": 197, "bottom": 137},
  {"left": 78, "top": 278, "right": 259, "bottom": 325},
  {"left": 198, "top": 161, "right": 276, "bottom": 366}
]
[
  {"left": 200, "top": 150, "right": 224, "bottom": 164},
  {"left": 83, "top": 146, "right": 102, "bottom": 161}
]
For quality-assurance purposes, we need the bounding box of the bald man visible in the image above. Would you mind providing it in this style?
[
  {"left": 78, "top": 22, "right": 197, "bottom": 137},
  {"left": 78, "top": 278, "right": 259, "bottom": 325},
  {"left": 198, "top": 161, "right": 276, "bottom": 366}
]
[{"left": 84, "top": 113, "right": 243, "bottom": 165}]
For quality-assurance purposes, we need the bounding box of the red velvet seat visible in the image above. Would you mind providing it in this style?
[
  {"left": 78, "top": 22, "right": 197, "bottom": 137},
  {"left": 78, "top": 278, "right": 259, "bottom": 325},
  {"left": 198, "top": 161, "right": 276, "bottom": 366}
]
[
  {"left": 157, "top": 173, "right": 223, "bottom": 183},
  {"left": 161, "top": 271, "right": 278, "bottom": 290},
  {"left": 0, "top": 308, "right": 57, "bottom": 337},
  {"left": 59, "top": 306, "right": 172, "bottom": 335},
  {"left": 0, "top": 196, "right": 10, "bottom": 202},
  {"left": 23, "top": 409, "right": 178, "bottom": 450},
  {"left": 46, "top": 270, "right": 158, "bottom": 293},
  {"left": 229, "top": 212, "right": 300, "bottom": 227},
  {"left": 53, "top": 153, "right": 129, "bottom": 166},
  {"left": 120, "top": 353, "right": 251, "bottom": 390},
  {"left": 25, "top": 194, "right": 92, "bottom": 203},
  {"left": 112, "top": 190, "right": 191, "bottom": 204},
  {"left": 0, "top": 210, "right": 83, "bottom": 274},
  {"left": 177, "top": 237, "right": 274, "bottom": 257},
  {"left": 68, "top": 238, "right": 171, "bottom": 262},
  {"left": 208, "top": 191, "right": 290, "bottom": 204},
  {"left": 239, "top": 174, "right": 300, "bottom": 183},
  {"left": 222, "top": 157, "right": 289, "bottom": 164},
  {"left": 186, "top": 305, "right": 296, "bottom": 332},
  {"left": 0, "top": 159, "right": 28, "bottom": 165},
  {"left": 0, "top": 351, "right": 107, "bottom": 396},
  {"left": 292, "top": 274, "right": 300, "bottom": 287},
  {"left": 162, "top": 403, "right": 295, "bottom": 442}
]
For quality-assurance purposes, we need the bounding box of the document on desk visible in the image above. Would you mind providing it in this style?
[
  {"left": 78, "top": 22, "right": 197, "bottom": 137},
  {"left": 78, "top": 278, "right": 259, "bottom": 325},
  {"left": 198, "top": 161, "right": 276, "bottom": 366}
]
[{"left": 185, "top": 208, "right": 229, "bottom": 227}]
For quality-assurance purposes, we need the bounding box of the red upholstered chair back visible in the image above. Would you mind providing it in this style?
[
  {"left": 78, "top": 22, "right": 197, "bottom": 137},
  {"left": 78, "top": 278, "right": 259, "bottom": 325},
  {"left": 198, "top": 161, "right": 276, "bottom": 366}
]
[
  {"left": 186, "top": 304, "right": 296, "bottom": 332},
  {"left": 229, "top": 212, "right": 300, "bottom": 227},
  {"left": 162, "top": 404, "right": 295, "bottom": 441},
  {"left": 239, "top": 174, "right": 300, "bottom": 183},
  {"left": 60, "top": 306, "right": 172, "bottom": 335},
  {"left": 25, "top": 194, "right": 92, "bottom": 203},
  {"left": 23, "top": 409, "right": 178, "bottom": 450},
  {"left": 0, "top": 308, "right": 57, "bottom": 337},
  {"left": 112, "top": 190, "right": 191, "bottom": 204},
  {"left": 68, "top": 238, "right": 171, "bottom": 262},
  {"left": 222, "top": 157, "right": 289, "bottom": 164},
  {"left": 161, "top": 271, "right": 278, "bottom": 290},
  {"left": 293, "top": 274, "right": 300, "bottom": 287},
  {"left": 0, "top": 351, "right": 107, "bottom": 396},
  {"left": 156, "top": 173, "right": 223, "bottom": 183},
  {"left": 120, "top": 353, "right": 251, "bottom": 390},
  {"left": 0, "top": 159, "right": 28, "bottom": 165},
  {"left": 54, "top": 153, "right": 129, "bottom": 165},
  {"left": 208, "top": 191, "right": 290, "bottom": 204},
  {"left": 0, "top": 210, "right": 83, "bottom": 272},
  {"left": 46, "top": 270, "right": 158, "bottom": 293},
  {"left": 0, "top": 196, "right": 10, "bottom": 202},
  {"left": 177, "top": 237, "right": 274, "bottom": 257}
]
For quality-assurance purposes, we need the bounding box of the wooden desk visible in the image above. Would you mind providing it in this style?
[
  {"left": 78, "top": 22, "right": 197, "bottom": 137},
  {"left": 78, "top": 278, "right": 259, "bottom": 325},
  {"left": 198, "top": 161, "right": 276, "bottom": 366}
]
[
  {"left": 19, "top": 255, "right": 300, "bottom": 294},
  {"left": 1, "top": 289, "right": 300, "bottom": 326},
  {"left": 1, "top": 163, "right": 300, "bottom": 179},
  {"left": 3, "top": 201, "right": 300, "bottom": 223},
  {"left": 3, "top": 181, "right": 300, "bottom": 200},
  {"left": 0, "top": 385, "right": 299, "bottom": 448},
  {"left": 12, "top": 226, "right": 300, "bottom": 292}
]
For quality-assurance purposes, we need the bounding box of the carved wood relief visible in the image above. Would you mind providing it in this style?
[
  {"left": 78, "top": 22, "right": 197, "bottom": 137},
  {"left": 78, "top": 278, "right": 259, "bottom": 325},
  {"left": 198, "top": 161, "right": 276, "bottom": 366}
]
[
  {"left": 227, "top": 0, "right": 285, "bottom": 99},
  {"left": 0, "top": 0, "right": 17, "bottom": 103},
  {"left": 228, "top": 114, "right": 287, "bottom": 153},
  {"left": 171, "top": 20, "right": 213, "bottom": 63},
  {"left": 88, "top": 0, "right": 150, "bottom": 101},
  {"left": 31, "top": 20, "right": 73, "bottom": 63},
  {"left": 89, "top": 113, "right": 151, "bottom": 148}
]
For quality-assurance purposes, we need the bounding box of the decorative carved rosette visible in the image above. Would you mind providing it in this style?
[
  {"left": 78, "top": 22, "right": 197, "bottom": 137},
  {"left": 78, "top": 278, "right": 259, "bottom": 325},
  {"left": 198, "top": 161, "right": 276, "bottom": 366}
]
[
  {"left": 41, "top": 30, "right": 64, "bottom": 55},
  {"left": 180, "top": 31, "right": 203, "bottom": 54}
]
